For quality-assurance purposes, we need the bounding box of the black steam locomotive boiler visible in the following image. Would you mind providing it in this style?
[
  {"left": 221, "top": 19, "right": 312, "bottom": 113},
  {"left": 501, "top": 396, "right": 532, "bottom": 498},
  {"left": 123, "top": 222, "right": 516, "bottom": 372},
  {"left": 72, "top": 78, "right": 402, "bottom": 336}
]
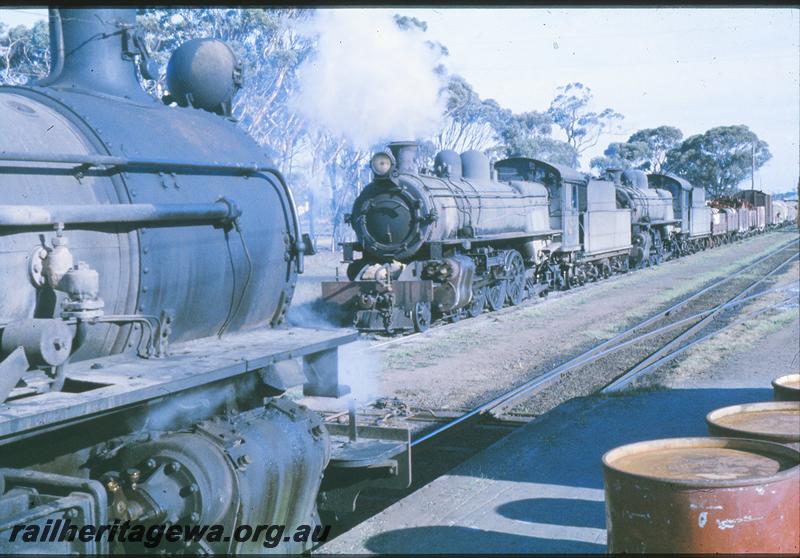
[{"left": 0, "top": 9, "right": 409, "bottom": 554}]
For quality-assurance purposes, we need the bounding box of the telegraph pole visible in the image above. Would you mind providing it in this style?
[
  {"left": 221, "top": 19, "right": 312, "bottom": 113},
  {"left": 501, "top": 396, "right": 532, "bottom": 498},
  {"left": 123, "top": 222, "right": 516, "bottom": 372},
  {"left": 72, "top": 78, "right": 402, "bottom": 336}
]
[{"left": 750, "top": 142, "right": 755, "bottom": 192}]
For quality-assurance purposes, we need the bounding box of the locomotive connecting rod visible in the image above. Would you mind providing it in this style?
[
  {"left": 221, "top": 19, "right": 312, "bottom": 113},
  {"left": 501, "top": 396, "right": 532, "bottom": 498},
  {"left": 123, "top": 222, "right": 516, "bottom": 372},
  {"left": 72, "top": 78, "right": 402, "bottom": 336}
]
[{"left": 0, "top": 200, "right": 240, "bottom": 227}]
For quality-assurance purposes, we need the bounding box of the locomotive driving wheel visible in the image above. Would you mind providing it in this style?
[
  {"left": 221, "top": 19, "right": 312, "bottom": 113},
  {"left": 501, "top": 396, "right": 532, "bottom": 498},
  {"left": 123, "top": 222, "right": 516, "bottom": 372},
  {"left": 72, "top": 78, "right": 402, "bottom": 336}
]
[
  {"left": 486, "top": 279, "right": 507, "bottom": 312},
  {"left": 586, "top": 264, "right": 601, "bottom": 283},
  {"left": 569, "top": 266, "right": 587, "bottom": 288},
  {"left": 505, "top": 250, "right": 526, "bottom": 306},
  {"left": 412, "top": 301, "right": 431, "bottom": 333},
  {"left": 467, "top": 287, "right": 487, "bottom": 318}
]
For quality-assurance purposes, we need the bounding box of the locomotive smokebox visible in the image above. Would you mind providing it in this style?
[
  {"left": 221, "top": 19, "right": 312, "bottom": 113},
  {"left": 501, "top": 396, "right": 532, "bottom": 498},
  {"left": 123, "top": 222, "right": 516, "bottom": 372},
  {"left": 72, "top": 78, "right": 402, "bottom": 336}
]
[
  {"left": 39, "top": 9, "right": 150, "bottom": 101},
  {"left": 388, "top": 141, "right": 419, "bottom": 173}
]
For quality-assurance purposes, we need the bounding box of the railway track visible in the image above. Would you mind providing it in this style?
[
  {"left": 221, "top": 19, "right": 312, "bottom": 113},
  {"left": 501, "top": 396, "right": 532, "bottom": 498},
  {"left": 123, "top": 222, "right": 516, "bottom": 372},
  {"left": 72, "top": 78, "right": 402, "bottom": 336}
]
[{"left": 415, "top": 238, "right": 798, "bottom": 434}]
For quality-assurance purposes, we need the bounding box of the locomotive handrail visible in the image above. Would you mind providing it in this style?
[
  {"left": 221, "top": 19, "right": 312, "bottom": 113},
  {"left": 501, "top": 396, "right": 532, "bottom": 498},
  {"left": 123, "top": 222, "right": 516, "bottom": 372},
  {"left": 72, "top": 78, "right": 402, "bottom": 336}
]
[
  {"left": 0, "top": 151, "right": 273, "bottom": 176},
  {"left": 0, "top": 200, "right": 240, "bottom": 227}
]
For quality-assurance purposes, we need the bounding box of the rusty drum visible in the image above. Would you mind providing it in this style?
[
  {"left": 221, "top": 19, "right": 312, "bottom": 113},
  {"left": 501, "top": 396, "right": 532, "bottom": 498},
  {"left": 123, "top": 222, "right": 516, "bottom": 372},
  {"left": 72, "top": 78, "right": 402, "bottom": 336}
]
[
  {"left": 772, "top": 373, "right": 800, "bottom": 401},
  {"left": 706, "top": 401, "right": 800, "bottom": 448},
  {"left": 602, "top": 437, "right": 799, "bottom": 553}
]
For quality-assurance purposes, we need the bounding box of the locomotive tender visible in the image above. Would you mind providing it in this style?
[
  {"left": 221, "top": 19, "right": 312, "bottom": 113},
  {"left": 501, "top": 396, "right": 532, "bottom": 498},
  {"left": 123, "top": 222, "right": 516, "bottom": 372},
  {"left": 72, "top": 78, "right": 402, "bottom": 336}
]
[
  {"left": 0, "top": 9, "right": 409, "bottom": 554},
  {"left": 323, "top": 142, "right": 792, "bottom": 334}
]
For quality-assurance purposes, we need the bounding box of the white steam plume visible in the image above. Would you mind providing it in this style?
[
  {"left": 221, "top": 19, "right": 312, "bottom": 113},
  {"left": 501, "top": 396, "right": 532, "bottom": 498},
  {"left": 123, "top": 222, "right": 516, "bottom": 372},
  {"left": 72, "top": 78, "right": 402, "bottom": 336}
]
[{"left": 292, "top": 9, "right": 447, "bottom": 148}]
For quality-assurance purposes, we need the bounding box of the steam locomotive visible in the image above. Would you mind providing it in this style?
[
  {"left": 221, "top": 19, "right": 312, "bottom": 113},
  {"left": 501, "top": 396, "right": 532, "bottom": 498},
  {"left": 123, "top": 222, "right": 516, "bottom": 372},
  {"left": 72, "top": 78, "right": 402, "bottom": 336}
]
[
  {"left": 0, "top": 9, "right": 408, "bottom": 554},
  {"left": 322, "top": 142, "right": 796, "bottom": 333}
]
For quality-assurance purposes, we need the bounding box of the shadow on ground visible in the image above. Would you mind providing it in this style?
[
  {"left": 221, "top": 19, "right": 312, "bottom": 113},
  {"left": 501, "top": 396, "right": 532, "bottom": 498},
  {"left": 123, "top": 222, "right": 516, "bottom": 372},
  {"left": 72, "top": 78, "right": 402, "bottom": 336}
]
[
  {"left": 358, "top": 386, "right": 774, "bottom": 554},
  {"left": 364, "top": 525, "right": 605, "bottom": 554}
]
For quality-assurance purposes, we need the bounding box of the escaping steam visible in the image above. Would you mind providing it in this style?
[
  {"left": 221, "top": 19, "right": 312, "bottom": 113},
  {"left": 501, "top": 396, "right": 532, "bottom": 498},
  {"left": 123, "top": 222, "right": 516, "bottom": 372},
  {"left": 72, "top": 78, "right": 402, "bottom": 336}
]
[{"left": 292, "top": 9, "right": 447, "bottom": 148}]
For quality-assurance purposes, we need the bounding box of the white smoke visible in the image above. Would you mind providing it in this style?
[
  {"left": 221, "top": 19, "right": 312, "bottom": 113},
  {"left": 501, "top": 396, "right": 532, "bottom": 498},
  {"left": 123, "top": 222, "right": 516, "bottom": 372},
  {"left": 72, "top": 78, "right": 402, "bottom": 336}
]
[
  {"left": 292, "top": 9, "right": 447, "bottom": 148},
  {"left": 338, "top": 339, "right": 382, "bottom": 404}
]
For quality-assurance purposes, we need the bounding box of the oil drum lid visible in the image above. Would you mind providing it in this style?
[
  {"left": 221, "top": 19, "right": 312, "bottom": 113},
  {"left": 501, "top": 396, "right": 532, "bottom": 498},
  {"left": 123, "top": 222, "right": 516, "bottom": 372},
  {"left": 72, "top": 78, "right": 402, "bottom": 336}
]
[
  {"left": 773, "top": 373, "right": 800, "bottom": 399},
  {"left": 706, "top": 401, "right": 800, "bottom": 444},
  {"left": 603, "top": 437, "right": 799, "bottom": 487}
]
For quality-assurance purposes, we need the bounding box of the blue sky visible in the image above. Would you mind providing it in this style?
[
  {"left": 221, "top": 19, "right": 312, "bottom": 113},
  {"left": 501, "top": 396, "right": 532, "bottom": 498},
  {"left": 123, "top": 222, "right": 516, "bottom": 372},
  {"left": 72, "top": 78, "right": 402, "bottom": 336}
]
[{"left": 2, "top": 7, "right": 797, "bottom": 193}]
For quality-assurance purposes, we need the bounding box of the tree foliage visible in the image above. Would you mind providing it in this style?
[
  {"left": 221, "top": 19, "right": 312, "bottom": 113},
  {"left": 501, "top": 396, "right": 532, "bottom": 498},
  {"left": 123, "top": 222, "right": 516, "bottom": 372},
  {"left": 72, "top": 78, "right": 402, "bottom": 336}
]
[
  {"left": 547, "top": 82, "right": 624, "bottom": 156},
  {"left": 627, "top": 126, "right": 683, "bottom": 172},
  {"left": 495, "top": 110, "right": 577, "bottom": 167},
  {"left": 0, "top": 20, "right": 50, "bottom": 84},
  {"left": 664, "top": 125, "right": 771, "bottom": 199},
  {"left": 590, "top": 141, "right": 649, "bottom": 174},
  {"left": 434, "top": 79, "right": 578, "bottom": 167},
  {"left": 591, "top": 125, "right": 684, "bottom": 175},
  {"left": 433, "top": 75, "right": 503, "bottom": 153}
]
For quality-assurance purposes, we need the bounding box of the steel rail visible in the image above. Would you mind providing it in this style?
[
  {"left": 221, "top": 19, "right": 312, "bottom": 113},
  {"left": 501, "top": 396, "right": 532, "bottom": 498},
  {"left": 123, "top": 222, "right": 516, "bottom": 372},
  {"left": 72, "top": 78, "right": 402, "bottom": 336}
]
[
  {"left": 602, "top": 250, "right": 799, "bottom": 392},
  {"left": 409, "top": 239, "right": 798, "bottom": 446},
  {"left": 602, "top": 296, "right": 797, "bottom": 394},
  {"left": 480, "top": 241, "right": 799, "bottom": 416},
  {"left": 489, "top": 281, "right": 799, "bottom": 412},
  {"left": 522, "top": 237, "right": 795, "bottom": 357},
  {"left": 492, "top": 246, "right": 797, "bottom": 414}
]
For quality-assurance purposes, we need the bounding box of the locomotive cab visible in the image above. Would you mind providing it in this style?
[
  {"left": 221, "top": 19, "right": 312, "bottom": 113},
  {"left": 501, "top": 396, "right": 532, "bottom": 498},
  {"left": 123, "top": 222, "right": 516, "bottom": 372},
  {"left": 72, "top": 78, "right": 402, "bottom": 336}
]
[{"left": 647, "top": 173, "right": 710, "bottom": 239}]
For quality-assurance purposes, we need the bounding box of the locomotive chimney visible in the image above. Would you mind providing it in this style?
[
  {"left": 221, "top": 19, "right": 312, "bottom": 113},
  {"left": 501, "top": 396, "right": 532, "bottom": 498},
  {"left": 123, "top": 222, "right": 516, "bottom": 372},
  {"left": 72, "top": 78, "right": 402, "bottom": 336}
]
[
  {"left": 39, "top": 8, "right": 151, "bottom": 101},
  {"left": 388, "top": 141, "right": 419, "bottom": 174}
]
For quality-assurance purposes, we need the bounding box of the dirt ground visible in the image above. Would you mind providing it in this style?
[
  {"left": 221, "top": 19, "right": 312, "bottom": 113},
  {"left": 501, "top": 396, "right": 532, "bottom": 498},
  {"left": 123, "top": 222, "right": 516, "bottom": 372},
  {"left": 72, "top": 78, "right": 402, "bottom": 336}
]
[{"left": 293, "top": 230, "right": 798, "bottom": 416}]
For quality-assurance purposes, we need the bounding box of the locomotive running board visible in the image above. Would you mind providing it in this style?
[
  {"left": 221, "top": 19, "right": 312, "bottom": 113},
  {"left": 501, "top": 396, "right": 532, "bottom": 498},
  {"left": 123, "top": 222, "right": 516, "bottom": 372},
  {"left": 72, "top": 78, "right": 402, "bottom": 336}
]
[{"left": 0, "top": 327, "right": 357, "bottom": 445}]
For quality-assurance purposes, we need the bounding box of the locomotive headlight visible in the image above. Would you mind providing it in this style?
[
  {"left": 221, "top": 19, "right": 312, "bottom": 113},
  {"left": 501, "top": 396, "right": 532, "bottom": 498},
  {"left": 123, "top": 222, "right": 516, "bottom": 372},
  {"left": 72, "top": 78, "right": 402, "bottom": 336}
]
[{"left": 370, "top": 152, "right": 394, "bottom": 177}]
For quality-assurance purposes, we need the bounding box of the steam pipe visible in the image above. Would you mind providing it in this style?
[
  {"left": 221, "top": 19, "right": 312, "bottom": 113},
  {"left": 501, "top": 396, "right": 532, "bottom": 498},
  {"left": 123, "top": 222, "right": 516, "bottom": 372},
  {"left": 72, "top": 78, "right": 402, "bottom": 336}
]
[
  {"left": 0, "top": 151, "right": 267, "bottom": 175},
  {"left": 0, "top": 201, "right": 240, "bottom": 227}
]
